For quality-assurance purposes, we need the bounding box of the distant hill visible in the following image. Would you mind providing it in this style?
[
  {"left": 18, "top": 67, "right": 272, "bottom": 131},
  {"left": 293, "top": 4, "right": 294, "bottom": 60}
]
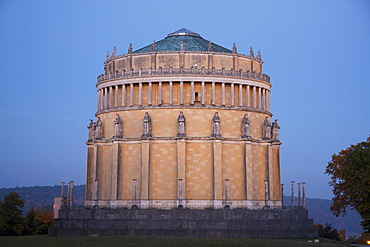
[
  {"left": 0, "top": 186, "right": 363, "bottom": 236},
  {"left": 0, "top": 185, "right": 85, "bottom": 214}
]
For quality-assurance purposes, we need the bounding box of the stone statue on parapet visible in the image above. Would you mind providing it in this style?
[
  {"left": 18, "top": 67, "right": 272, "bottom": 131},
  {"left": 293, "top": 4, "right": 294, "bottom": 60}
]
[
  {"left": 271, "top": 119, "right": 280, "bottom": 141},
  {"left": 113, "top": 114, "right": 123, "bottom": 138},
  {"left": 128, "top": 43, "right": 133, "bottom": 54},
  {"left": 241, "top": 114, "right": 251, "bottom": 139},
  {"left": 87, "top": 119, "right": 96, "bottom": 141},
  {"left": 152, "top": 41, "right": 156, "bottom": 52},
  {"left": 256, "top": 51, "right": 262, "bottom": 61},
  {"left": 250, "top": 46, "right": 254, "bottom": 57},
  {"left": 232, "top": 43, "right": 237, "bottom": 54},
  {"left": 180, "top": 41, "right": 184, "bottom": 51},
  {"left": 95, "top": 117, "right": 103, "bottom": 140},
  {"left": 211, "top": 112, "right": 221, "bottom": 138},
  {"left": 142, "top": 112, "right": 152, "bottom": 138},
  {"left": 177, "top": 111, "right": 186, "bottom": 137},
  {"left": 208, "top": 41, "right": 212, "bottom": 52},
  {"left": 112, "top": 46, "right": 116, "bottom": 57},
  {"left": 263, "top": 116, "right": 271, "bottom": 140}
]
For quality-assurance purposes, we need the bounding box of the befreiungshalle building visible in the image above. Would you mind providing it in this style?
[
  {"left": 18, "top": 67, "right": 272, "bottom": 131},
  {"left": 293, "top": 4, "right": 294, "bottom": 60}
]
[{"left": 50, "top": 28, "right": 317, "bottom": 238}]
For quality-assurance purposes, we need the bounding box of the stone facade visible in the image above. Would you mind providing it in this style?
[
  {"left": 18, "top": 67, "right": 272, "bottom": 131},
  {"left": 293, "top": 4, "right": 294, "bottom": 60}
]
[
  {"left": 49, "top": 208, "right": 317, "bottom": 239},
  {"left": 85, "top": 29, "right": 281, "bottom": 210}
]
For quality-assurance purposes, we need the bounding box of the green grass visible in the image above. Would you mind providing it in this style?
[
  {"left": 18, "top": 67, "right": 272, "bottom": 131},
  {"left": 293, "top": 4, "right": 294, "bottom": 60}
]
[{"left": 0, "top": 235, "right": 350, "bottom": 247}]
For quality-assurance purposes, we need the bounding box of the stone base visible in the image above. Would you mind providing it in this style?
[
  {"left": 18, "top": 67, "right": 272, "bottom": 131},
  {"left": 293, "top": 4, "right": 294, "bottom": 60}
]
[{"left": 49, "top": 209, "right": 317, "bottom": 238}]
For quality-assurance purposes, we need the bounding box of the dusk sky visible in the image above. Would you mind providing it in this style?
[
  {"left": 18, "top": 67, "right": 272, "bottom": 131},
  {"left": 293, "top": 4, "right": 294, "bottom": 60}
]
[{"left": 0, "top": 0, "right": 369, "bottom": 200}]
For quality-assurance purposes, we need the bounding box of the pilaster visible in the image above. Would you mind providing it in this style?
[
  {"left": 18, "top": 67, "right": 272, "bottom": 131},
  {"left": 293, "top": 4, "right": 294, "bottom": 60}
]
[
  {"left": 111, "top": 143, "right": 119, "bottom": 200},
  {"left": 213, "top": 140, "right": 223, "bottom": 201},
  {"left": 141, "top": 140, "right": 150, "bottom": 202},
  {"left": 177, "top": 139, "right": 186, "bottom": 203},
  {"left": 245, "top": 142, "right": 253, "bottom": 200}
]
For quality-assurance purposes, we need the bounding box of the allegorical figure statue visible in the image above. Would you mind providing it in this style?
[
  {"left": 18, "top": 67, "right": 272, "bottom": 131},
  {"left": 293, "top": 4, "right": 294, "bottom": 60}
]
[
  {"left": 271, "top": 119, "right": 280, "bottom": 141},
  {"left": 241, "top": 114, "right": 251, "bottom": 138},
  {"left": 87, "top": 119, "right": 96, "bottom": 141},
  {"left": 142, "top": 112, "right": 152, "bottom": 137},
  {"left": 207, "top": 41, "right": 212, "bottom": 52},
  {"left": 95, "top": 117, "right": 103, "bottom": 140},
  {"left": 263, "top": 116, "right": 271, "bottom": 140},
  {"left": 113, "top": 114, "right": 123, "bottom": 138},
  {"left": 177, "top": 111, "right": 186, "bottom": 137},
  {"left": 211, "top": 112, "right": 221, "bottom": 137}
]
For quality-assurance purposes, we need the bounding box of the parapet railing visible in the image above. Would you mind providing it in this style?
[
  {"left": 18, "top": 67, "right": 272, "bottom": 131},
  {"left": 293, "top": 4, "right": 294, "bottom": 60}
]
[{"left": 97, "top": 67, "right": 270, "bottom": 84}]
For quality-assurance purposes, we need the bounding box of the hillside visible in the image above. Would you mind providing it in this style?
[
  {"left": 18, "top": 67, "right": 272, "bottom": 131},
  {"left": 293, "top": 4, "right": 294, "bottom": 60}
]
[{"left": 0, "top": 186, "right": 363, "bottom": 236}]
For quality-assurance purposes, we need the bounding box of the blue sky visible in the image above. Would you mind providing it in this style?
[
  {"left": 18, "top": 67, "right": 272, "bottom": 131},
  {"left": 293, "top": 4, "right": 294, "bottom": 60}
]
[{"left": 0, "top": 0, "right": 369, "bottom": 200}]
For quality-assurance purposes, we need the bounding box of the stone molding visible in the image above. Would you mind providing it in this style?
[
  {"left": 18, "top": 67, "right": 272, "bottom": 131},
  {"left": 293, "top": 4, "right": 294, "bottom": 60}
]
[{"left": 97, "top": 68, "right": 270, "bottom": 85}]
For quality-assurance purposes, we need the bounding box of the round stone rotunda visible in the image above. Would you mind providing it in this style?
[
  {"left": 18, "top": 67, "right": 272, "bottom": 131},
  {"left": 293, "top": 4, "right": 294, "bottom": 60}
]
[
  {"left": 50, "top": 29, "right": 317, "bottom": 238},
  {"left": 85, "top": 28, "right": 282, "bottom": 210}
]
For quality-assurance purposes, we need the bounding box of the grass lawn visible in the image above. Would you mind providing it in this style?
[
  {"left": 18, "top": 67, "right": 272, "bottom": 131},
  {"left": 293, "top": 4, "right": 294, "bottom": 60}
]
[{"left": 0, "top": 235, "right": 350, "bottom": 247}]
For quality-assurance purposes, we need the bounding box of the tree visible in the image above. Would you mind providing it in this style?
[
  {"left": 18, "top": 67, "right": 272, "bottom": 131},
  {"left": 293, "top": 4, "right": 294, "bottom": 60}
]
[
  {"left": 0, "top": 192, "right": 25, "bottom": 235},
  {"left": 24, "top": 207, "right": 53, "bottom": 235},
  {"left": 314, "top": 222, "right": 340, "bottom": 240},
  {"left": 325, "top": 137, "right": 370, "bottom": 232}
]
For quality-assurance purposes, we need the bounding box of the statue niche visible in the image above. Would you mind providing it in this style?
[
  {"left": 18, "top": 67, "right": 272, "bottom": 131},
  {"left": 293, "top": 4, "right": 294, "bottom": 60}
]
[
  {"left": 177, "top": 111, "right": 186, "bottom": 137},
  {"left": 113, "top": 114, "right": 123, "bottom": 138},
  {"left": 211, "top": 112, "right": 221, "bottom": 138},
  {"left": 142, "top": 112, "right": 152, "bottom": 138}
]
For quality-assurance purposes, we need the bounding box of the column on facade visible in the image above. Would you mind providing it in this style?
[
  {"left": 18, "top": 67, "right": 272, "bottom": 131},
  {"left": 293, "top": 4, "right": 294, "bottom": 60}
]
[
  {"left": 253, "top": 86, "right": 257, "bottom": 108},
  {"left": 97, "top": 89, "right": 101, "bottom": 110},
  {"left": 177, "top": 140, "right": 186, "bottom": 207},
  {"left": 258, "top": 87, "right": 262, "bottom": 109},
  {"left": 201, "top": 81, "right": 205, "bottom": 105},
  {"left": 169, "top": 81, "right": 173, "bottom": 105},
  {"left": 148, "top": 82, "right": 152, "bottom": 106},
  {"left": 109, "top": 86, "right": 113, "bottom": 108},
  {"left": 130, "top": 84, "right": 133, "bottom": 106},
  {"left": 291, "top": 181, "right": 295, "bottom": 208},
  {"left": 139, "top": 83, "right": 142, "bottom": 106},
  {"left": 245, "top": 143, "right": 253, "bottom": 200},
  {"left": 115, "top": 85, "right": 118, "bottom": 107},
  {"left": 246, "top": 85, "right": 250, "bottom": 108},
  {"left": 239, "top": 84, "right": 243, "bottom": 107},
  {"left": 212, "top": 82, "right": 215, "bottom": 105},
  {"left": 141, "top": 140, "right": 150, "bottom": 208},
  {"left": 298, "top": 183, "right": 303, "bottom": 207},
  {"left": 121, "top": 84, "right": 126, "bottom": 107},
  {"left": 100, "top": 89, "right": 104, "bottom": 110},
  {"left": 213, "top": 140, "right": 223, "bottom": 208},
  {"left": 267, "top": 89, "right": 270, "bottom": 111},
  {"left": 180, "top": 81, "right": 184, "bottom": 105},
  {"left": 230, "top": 83, "right": 234, "bottom": 106},
  {"left": 158, "top": 82, "right": 162, "bottom": 105},
  {"left": 111, "top": 143, "right": 119, "bottom": 203},
  {"left": 104, "top": 87, "right": 108, "bottom": 109},
  {"left": 221, "top": 82, "right": 225, "bottom": 106},
  {"left": 191, "top": 81, "right": 195, "bottom": 105}
]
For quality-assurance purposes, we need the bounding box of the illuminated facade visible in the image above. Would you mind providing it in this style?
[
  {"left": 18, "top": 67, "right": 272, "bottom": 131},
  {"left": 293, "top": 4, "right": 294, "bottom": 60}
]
[{"left": 85, "top": 28, "right": 282, "bottom": 210}]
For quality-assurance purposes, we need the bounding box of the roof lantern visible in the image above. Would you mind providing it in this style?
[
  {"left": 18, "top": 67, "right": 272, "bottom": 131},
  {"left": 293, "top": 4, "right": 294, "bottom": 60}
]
[{"left": 167, "top": 28, "right": 201, "bottom": 37}]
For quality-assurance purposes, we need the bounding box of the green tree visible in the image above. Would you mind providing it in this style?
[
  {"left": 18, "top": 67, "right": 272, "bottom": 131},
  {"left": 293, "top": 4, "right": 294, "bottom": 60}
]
[
  {"left": 24, "top": 207, "right": 53, "bottom": 235},
  {"left": 314, "top": 222, "right": 340, "bottom": 240},
  {"left": 325, "top": 137, "right": 370, "bottom": 232},
  {"left": 0, "top": 192, "right": 25, "bottom": 235}
]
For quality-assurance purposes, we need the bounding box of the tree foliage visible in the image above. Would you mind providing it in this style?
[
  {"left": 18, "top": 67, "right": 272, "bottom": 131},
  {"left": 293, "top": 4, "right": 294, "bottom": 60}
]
[
  {"left": 314, "top": 223, "right": 340, "bottom": 240},
  {"left": 24, "top": 207, "right": 53, "bottom": 235},
  {"left": 325, "top": 138, "right": 370, "bottom": 232},
  {"left": 0, "top": 192, "right": 25, "bottom": 235}
]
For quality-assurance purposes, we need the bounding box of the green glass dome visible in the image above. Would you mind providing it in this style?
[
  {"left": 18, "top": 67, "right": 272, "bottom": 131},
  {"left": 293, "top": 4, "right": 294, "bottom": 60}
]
[{"left": 133, "top": 28, "right": 232, "bottom": 54}]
